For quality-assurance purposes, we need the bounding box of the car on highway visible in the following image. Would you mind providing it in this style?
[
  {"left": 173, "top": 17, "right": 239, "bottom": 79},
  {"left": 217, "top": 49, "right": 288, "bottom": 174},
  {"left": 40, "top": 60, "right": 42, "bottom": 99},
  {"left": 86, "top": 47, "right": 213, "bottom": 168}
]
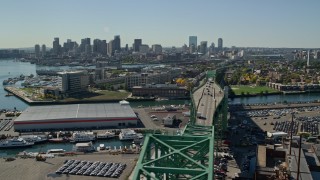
[{"left": 150, "top": 115, "right": 156, "bottom": 118}]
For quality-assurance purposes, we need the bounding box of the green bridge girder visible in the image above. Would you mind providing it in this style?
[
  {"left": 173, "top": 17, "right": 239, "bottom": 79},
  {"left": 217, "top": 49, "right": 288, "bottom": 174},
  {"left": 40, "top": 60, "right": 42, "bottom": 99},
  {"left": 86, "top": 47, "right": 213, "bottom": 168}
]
[{"left": 133, "top": 70, "right": 227, "bottom": 180}]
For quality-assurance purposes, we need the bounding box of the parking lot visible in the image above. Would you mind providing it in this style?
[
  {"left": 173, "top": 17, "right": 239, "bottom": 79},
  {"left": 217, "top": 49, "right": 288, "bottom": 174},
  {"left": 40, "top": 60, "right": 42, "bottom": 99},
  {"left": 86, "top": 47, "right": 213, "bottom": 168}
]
[{"left": 224, "top": 104, "right": 320, "bottom": 179}]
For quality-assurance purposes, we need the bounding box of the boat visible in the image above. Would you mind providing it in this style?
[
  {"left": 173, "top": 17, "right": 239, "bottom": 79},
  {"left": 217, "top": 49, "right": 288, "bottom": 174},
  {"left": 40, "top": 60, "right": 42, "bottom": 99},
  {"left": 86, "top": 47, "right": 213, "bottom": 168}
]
[
  {"left": 0, "top": 138, "right": 34, "bottom": 149},
  {"left": 20, "top": 135, "right": 48, "bottom": 144},
  {"left": 47, "top": 149, "right": 66, "bottom": 154},
  {"left": 97, "top": 144, "right": 105, "bottom": 151},
  {"left": 96, "top": 131, "right": 115, "bottom": 139},
  {"left": 132, "top": 133, "right": 144, "bottom": 145},
  {"left": 119, "top": 129, "right": 138, "bottom": 141},
  {"left": 5, "top": 93, "right": 14, "bottom": 97},
  {"left": 70, "top": 132, "right": 96, "bottom": 143},
  {"left": 48, "top": 137, "right": 69, "bottom": 143},
  {"left": 73, "top": 142, "right": 95, "bottom": 152}
]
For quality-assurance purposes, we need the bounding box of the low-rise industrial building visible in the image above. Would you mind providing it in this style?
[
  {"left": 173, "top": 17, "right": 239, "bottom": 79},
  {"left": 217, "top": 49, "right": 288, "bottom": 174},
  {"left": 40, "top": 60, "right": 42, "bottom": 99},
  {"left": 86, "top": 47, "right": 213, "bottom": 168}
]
[
  {"left": 14, "top": 101, "right": 138, "bottom": 132},
  {"left": 132, "top": 84, "right": 189, "bottom": 99}
]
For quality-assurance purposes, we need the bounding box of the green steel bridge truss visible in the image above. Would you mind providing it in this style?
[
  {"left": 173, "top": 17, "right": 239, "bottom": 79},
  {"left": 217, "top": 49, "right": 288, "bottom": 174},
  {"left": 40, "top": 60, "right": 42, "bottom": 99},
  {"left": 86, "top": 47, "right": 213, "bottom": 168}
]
[{"left": 133, "top": 71, "right": 226, "bottom": 180}]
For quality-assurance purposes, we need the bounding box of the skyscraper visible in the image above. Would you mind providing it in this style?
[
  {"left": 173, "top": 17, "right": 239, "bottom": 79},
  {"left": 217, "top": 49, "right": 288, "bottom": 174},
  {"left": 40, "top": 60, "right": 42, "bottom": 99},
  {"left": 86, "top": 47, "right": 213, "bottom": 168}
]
[
  {"left": 218, "top": 38, "right": 223, "bottom": 51},
  {"left": 134, "top": 39, "right": 142, "bottom": 52},
  {"left": 34, "top": 44, "right": 40, "bottom": 57},
  {"left": 41, "top": 44, "right": 46, "bottom": 56},
  {"left": 108, "top": 40, "right": 114, "bottom": 56},
  {"left": 80, "top": 38, "right": 91, "bottom": 53},
  {"left": 200, "top": 41, "right": 208, "bottom": 55},
  {"left": 209, "top": 43, "right": 215, "bottom": 54},
  {"left": 53, "top": 37, "right": 60, "bottom": 55},
  {"left": 189, "top": 36, "right": 197, "bottom": 48},
  {"left": 114, "top": 35, "right": 121, "bottom": 52}
]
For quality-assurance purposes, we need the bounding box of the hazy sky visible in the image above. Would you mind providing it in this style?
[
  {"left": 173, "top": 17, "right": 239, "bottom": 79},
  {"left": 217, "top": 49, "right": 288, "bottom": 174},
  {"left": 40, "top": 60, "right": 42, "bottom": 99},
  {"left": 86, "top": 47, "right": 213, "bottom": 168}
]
[{"left": 1, "top": 0, "right": 320, "bottom": 48}]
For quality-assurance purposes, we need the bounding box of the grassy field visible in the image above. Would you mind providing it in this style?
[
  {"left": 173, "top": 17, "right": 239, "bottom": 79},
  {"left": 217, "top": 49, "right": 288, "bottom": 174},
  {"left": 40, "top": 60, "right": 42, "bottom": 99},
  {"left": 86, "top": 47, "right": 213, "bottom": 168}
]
[
  {"left": 231, "top": 85, "right": 279, "bottom": 95},
  {"left": 64, "top": 90, "right": 130, "bottom": 102}
]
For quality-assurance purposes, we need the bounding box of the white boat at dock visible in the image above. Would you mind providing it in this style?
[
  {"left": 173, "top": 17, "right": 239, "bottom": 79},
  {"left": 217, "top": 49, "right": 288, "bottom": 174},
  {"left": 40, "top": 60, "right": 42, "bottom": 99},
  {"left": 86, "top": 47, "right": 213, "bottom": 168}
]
[
  {"left": 73, "top": 142, "right": 95, "bottom": 152},
  {"left": 47, "top": 149, "right": 66, "bottom": 154},
  {"left": 119, "top": 129, "right": 139, "bottom": 141},
  {"left": 70, "top": 132, "right": 96, "bottom": 143},
  {"left": 0, "top": 138, "right": 34, "bottom": 149},
  {"left": 96, "top": 131, "right": 115, "bottom": 139},
  {"left": 20, "top": 135, "right": 48, "bottom": 144}
]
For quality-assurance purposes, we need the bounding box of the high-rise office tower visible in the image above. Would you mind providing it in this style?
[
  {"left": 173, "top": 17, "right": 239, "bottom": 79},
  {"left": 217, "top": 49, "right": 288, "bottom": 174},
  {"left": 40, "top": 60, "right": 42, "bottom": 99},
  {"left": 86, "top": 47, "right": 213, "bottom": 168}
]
[
  {"left": 114, "top": 35, "right": 121, "bottom": 52},
  {"left": 93, "top": 39, "right": 101, "bottom": 53},
  {"left": 209, "top": 43, "right": 215, "bottom": 53},
  {"left": 101, "top": 40, "right": 107, "bottom": 55},
  {"left": 80, "top": 38, "right": 91, "bottom": 53},
  {"left": 34, "top": 44, "right": 40, "bottom": 57},
  {"left": 189, "top": 36, "right": 197, "bottom": 48},
  {"left": 189, "top": 44, "right": 196, "bottom": 53},
  {"left": 200, "top": 41, "right": 208, "bottom": 55},
  {"left": 53, "top": 37, "right": 60, "bottom": 55},
  {"left": 85, "top": 44, "right": 91, "bottom": 54},
  {"left": 41, "top": 44, "right": 46, "bottom": 56},
  {"left": 108, "top": 40, "right": 114, "bottom": 56},
  {"left": 134, "top": 39, "right": 142, "bottom": 52},
  {"left": 218, "top": 38, "right": 223, "bottom": 51}
]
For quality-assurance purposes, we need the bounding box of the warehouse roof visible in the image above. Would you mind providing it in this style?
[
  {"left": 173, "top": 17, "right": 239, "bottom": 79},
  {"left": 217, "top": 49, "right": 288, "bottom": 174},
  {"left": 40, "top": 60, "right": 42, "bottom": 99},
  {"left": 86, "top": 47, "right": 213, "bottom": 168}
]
[{"left": 15, "top": 103, "right": 136, "bottom": 122}]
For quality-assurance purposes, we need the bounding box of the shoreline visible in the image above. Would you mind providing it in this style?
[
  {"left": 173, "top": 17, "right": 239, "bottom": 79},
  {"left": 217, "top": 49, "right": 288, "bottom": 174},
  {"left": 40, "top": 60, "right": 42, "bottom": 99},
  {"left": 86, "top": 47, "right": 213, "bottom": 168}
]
[
  {"left": 229, "top": 90, "right": 320, "bottom": 98},
  {"left": 4, "top": 87, "right": 190, "bottom": 106}
]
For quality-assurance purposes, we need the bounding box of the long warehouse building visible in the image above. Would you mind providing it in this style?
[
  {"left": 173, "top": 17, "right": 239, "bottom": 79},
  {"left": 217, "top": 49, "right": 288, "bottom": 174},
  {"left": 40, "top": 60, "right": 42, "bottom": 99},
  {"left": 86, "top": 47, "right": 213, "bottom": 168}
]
[{"left": 14, "top": 101, "right": 138, "bottom": 132}]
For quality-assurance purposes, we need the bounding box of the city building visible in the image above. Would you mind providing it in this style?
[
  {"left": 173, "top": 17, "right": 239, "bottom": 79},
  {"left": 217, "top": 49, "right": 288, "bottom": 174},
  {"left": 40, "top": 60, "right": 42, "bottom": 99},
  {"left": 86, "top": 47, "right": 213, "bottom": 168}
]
[
  {"left": 189, "top": 44, "right": 196, "bottom": 53},
  {"left": 114, "top": 35, "right": 121, "bottom": 52},
  {"left": 108, "top": 39, "right": 114, "bottom": 56},
  {"left": 85, "top": 44, "right": 91, "bottom": 55},
  {"left": 80, "top": 38, "right": 91, "bottom": 53},
  {"left": 152, "top": 44, "right": 162, "bottom": 54},
  {"left": 189, "top": 36, "right": 197, "bottom": 48},
  {"left": 134, "top": 39, "right": 142, "bottom": 52},
  {"left": 41, "top": 44, "right": 46, "bottom": 56},
  {"left": 125, "top": 68, "right": 182, "bottom": 89},
  {"left": 200, "top": 41, "right": 208, "bottom": 55},
  {"left": 34, "top": 44, "right": 40, "bottom": 57},
  {"left": 132, "top": 84, "right": 189, "bottom": 99},
  {"left": 57, "top": 70, "right": 89, "bottom": 94},
  {"left": 52, "top": 37, "right": 60, "bottom": 55},
  {"left": 92, "top": 39, "right": 107, "bottom": 55},
  {"left": 14, "top": 102, "right": 138, "bottom": 131},
  {"left": 209, "top": 43, "right": 215, "bottom": 54},
  {"left": 218, "top": 38, "right": 223, "bottom": 51},
  {"left": 139, "top": 44, "right": 149, "bottom": 54}
]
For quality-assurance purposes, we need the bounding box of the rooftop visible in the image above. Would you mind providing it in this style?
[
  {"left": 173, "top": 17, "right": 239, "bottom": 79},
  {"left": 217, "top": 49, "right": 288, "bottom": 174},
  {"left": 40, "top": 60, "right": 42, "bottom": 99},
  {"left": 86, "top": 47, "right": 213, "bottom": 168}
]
[{"left": 15, "top": 103, "right": 136, "bottom": 122}]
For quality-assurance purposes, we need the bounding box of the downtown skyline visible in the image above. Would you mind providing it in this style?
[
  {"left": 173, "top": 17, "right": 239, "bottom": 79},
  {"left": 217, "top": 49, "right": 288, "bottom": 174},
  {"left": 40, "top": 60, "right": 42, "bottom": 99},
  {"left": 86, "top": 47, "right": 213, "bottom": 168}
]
[{"left": 1, "top": 0, "right": 320, "bottom": 49}]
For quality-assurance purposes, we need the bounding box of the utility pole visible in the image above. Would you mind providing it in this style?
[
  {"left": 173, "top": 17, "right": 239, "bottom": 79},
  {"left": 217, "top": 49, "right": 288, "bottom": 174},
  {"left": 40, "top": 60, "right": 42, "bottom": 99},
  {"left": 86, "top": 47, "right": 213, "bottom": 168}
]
[{"left": 289, "top": 113, "right": 294, "bottom": 155}]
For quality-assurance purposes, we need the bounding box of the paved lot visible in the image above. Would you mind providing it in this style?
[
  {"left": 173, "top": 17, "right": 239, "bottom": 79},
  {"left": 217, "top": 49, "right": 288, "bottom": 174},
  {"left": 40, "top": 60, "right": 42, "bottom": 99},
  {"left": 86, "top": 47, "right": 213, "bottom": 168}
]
[
  {"left": 0, "top": 114, "right": 19, "bottom": 137},
  {"left": 0, "top": 153, "right": 138, "bottom": 180}
]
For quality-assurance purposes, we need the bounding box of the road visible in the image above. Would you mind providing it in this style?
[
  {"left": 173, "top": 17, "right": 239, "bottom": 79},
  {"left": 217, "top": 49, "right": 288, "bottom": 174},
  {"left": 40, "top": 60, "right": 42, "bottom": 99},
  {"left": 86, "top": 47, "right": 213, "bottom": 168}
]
[{"left": 193, "top": 80, "right": 224, "bottom": 126}]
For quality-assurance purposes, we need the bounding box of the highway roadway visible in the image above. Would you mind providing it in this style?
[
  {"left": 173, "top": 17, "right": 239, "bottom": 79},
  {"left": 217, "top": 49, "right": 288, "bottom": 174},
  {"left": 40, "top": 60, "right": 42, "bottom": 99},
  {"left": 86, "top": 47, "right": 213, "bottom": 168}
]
[{"left": 193, "top": 80, "right": 224, "bottom": 126}]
